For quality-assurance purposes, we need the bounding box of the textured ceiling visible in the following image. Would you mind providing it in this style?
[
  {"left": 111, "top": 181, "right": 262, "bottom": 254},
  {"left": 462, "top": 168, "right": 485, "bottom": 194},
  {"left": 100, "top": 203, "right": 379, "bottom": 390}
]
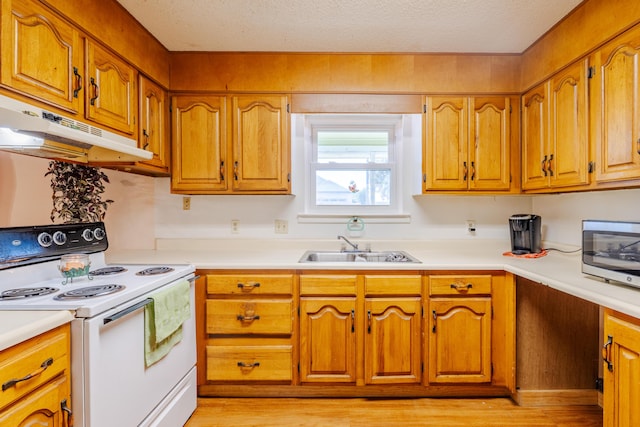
[{"left": 116, "top": 0, "right": 583, "bottom": 53}]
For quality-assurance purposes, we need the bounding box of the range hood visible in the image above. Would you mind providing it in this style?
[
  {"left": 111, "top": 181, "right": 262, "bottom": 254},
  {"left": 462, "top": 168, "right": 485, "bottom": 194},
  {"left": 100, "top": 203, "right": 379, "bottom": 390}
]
[{"left": 0, "top": 93, "right": 153, "bottom": 163}]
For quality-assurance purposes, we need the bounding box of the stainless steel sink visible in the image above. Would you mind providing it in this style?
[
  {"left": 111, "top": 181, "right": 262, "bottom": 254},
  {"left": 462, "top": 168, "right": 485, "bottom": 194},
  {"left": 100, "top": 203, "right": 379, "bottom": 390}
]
[{"left": 299, "top": 250, "right": 421, "bottom": 263}]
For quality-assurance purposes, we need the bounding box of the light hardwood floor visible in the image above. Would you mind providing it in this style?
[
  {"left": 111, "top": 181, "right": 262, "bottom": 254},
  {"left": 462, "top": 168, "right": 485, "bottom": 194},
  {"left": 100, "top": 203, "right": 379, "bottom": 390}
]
[{"left": 185, "top": 397, "right": 603, "bottom": 426}]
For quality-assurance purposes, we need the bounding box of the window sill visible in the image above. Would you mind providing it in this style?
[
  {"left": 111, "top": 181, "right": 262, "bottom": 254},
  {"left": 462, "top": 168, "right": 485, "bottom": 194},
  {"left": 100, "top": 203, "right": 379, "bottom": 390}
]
[{"left": 297, "top": 213, "right": 411, "bottom": 224}]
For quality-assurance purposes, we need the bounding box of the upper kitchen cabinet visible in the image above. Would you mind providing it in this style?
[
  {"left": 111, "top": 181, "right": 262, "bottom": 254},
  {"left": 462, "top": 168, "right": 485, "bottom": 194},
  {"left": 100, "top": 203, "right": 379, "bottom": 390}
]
[
  {"left": 171, "top": 94, "right": 228, "bottom": 193},
  {"left": 521, "top": 59, "right": 590, "bottom": 191},
  {"left": 0, "top": 0, "right": 83, "bottom": 114},
  {"left": 231, "top": 95, "right": 291, "bottom": 193},
  {"left": 85, "top": 39, "right": 137, "bottom": 135},
  {"left": 590, "top": 26, "right": 640, "bottom": 183},
  {"left": 423, "top": 96, "right": 516, "bottom": 193},
  {"left": 171, "top": 94, "right": 291, "bottom": 195},
  {"left": 137, "top": 75, "right": 169, "bottom": 175}
]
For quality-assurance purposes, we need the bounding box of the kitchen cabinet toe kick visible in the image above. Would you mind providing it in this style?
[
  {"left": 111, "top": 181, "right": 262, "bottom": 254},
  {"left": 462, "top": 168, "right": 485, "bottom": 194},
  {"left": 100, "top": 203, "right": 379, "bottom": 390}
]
[{"left": 197, "top": 384, "right": 515, "bottom": 399}]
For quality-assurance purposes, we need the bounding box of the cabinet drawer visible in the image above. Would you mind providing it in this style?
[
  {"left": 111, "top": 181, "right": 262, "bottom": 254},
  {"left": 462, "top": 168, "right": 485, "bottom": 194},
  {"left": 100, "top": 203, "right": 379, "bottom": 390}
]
[
  {"left": 365, "top": 275, "right": 422, "bottom": 296},
  {"left": 207, "top": 274, "right": 293, "bottom": 295},
  {"left": 300, "top": 275, "right": 357, "bottom": 296},
  {"left": 206, "top": 345, "right": 292, "bottom": 382},
  {"left": 0, "top": 325, "right": 69, "bottom": 410},
  {"left": 429, "top": 275, "right": 492, "bottom": 296},
  {"left": 206, "top": 299, "right": 293, "bottom": 334}
]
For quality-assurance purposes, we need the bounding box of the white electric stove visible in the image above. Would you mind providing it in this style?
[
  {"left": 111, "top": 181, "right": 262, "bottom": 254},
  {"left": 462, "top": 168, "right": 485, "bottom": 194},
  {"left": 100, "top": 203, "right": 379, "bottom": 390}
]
[{"left": 0, "top": 222, "right": 197, "bottom": 427}]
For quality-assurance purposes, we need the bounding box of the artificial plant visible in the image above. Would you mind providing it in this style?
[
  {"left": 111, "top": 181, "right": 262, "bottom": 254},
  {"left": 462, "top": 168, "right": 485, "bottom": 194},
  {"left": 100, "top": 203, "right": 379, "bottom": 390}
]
[{"left": 46, "top": 160, "right": 113, "bottom": 223}]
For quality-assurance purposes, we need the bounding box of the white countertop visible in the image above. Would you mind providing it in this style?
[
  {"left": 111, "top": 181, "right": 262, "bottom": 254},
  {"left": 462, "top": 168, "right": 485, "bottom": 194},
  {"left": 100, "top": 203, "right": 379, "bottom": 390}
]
[
  {"left": 0, "top": 310, "right": 74, "bottom": 352},
  {"left": 106, "top": 238, "right": 640, "bottom": 319}
]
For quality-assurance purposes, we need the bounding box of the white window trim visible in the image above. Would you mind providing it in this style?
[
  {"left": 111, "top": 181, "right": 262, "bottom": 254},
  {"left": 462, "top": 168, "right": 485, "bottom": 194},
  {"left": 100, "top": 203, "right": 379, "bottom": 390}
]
[{"left": 302, "top": 114, "right": 405, "bottom": 218}]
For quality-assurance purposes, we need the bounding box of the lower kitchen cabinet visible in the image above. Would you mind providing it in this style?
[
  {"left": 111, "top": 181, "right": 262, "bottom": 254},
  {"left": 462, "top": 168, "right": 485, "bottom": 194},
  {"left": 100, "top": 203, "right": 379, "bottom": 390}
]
[
  {"left": 299, "top": 274, "right": 423, "bottom": 385},
  {"left": 365, "top": 296, "right": 422, "bottom": 384},
  {"left": 0, "top": 325, "right": 72, "bottom": 426},
  {"left": 427, "top": 274, "right": 492, "bottom": 383},
  {"left": 603, "top": 309, "right": 640, "bottom": 427},
  {"left": 428, "top": 298, "right": 492, "bottom": 383},
  {"left": 299, "top": 296, "right": 357, "bottom": 383},
  {"left": 201, "top": 273, "right": 295, "bottom": 385},
  {"left": 196, "top": 269, "right": 515, "bottom": 397}
]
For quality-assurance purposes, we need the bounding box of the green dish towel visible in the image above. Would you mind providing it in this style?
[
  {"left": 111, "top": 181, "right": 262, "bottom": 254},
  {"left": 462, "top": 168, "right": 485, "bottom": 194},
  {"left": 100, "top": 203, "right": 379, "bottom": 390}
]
[{"left": 144, "top": 280, "right": 191, "bottom": 367}]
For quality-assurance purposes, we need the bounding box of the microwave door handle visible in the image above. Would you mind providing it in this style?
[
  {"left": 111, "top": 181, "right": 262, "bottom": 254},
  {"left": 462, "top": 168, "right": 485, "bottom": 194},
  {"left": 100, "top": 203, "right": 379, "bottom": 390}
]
[{"left": 103, "top": 298, "right": 153, "bottom": 325}]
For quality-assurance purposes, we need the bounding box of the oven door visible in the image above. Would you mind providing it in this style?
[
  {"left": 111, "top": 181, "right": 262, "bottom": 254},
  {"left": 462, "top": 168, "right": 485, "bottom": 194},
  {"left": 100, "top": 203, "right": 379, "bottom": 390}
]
[
  {"left": 71, "top": 275, "right": 197, "bottom": 427},
  {"left": 582, "top": 220, "right": 640, "bottom": 288}
]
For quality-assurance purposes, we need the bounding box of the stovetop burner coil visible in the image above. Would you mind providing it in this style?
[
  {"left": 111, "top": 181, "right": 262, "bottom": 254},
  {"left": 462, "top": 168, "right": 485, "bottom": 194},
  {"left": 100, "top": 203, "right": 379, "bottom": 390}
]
[
  {"left": 136, "top": 266, "right": 174, "bottom": 276},
  {"left": 54, "top": 284, "right": 125, "bottom": 300},
  {"left": 0, "top": 287, "right": 59, "bottom": 300},
  {"left": 89, "top": 266, "right": 128, "bottom": 276}
]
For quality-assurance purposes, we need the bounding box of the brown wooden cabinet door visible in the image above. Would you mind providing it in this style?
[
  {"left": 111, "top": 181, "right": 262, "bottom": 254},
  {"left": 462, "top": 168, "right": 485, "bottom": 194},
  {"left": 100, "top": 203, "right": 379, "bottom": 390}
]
[
  {"left": 0, "top": 375, "right": 70, "bottom": 426},
  {"left": 231, "top": 95, "right": 290, "bottom": 192},
  {"left": 521, "top": 82, "right": 549, "bottom": 190},
  {"left": 138, "top": 75, "right": 169, "bottom": 173},
  {"left": 424, "top": 96, "right": 468, "bottom": 190},
  {"left": 0, "top": 0, "right": 83, "bottom": 113},
  {"left": 171, "top": 95, "right": 228, "bottom": 193},
  {"left": 85, "top": 39, "right": 137, "bottom": 135},
  {"left": 603, "top": 311, "right": 640, "bottom": 427},
  {"left": 299, "top": 297, "right": 357, "bottom": 383},
  {"left": 469, "top": 97, "right": 512, "bottom": 191},
  {"left": 549, "top": 59, "right": 590, "bottom": 188},
  {"left": 428, "top": 298, "right": 491, "bottom": 383},
  {"left": 591, "top": 28, "right": 640, "bottom": 183},
  {"left": 364, "top": 297, "right": 422, "bottom": 384}
]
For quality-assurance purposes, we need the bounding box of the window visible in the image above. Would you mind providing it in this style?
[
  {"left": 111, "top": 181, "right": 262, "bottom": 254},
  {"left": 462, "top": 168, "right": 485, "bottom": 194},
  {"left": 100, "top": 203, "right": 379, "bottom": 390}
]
[{"left": 304, "top": 114, "right": 402, "bottom": 215}]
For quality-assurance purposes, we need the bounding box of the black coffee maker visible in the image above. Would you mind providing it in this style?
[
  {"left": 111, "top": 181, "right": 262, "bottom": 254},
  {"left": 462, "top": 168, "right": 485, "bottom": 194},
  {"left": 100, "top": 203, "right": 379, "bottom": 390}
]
[{"left": 509, "top": 214, "right": 542, "bottom": 254}]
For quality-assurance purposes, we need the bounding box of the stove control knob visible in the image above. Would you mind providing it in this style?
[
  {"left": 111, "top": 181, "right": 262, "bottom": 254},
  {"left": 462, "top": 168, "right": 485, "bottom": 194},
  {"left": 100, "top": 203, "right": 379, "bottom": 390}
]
[
  {"left": 82, "top": 229, "right": 94, "bottom": 241},
  {"left": 53, "top": 231, "right": 67, "bottom": 246},
  {"left": 93, "top": 227, "right": 106, "bottom": 240},
  {"left": 37, "top": 232, "right": 53, "bottom": 247}
]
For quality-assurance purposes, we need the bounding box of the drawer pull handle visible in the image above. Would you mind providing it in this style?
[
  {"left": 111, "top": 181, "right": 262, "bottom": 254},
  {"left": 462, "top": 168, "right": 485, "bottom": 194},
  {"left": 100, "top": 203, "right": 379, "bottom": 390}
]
[
  {"left": 237, "top": 361, "right": 260, "bottom": 368},
  {"left": 237, "top": 282, "right": 261, "bottom": 290},
  {"left": 2, "top": 357, "right": 54, "bottom": 391},
  {"left": 450, "top": 283, "right": 473, "bottom": 291},
  {"left": 237, "top": 314, "right": 260, "bottom": 321}
]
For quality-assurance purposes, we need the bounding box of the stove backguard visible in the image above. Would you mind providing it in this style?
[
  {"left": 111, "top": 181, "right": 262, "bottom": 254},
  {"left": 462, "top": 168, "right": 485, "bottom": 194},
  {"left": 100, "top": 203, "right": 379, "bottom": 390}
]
[{"left": 0, "top": 222, "right": 108, "bottom": 270}]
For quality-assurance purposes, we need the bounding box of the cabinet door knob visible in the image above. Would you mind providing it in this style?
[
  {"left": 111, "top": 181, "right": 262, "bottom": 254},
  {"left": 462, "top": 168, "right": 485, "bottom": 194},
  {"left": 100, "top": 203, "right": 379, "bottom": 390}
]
[
  {"left": 90, "top": 77, "right": 99, "bottom": 106},
  {"left": 73, "top": 67, "right": 82, "bottom": 98},
  {"left": 602, "top": 335, "right": 613, "bottom": 372}
]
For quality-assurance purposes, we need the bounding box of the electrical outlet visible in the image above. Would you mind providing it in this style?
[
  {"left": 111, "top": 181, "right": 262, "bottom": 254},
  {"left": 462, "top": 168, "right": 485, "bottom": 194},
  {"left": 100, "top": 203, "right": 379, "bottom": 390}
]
[
  {"left": 182, "top": 196, "right": 191, "bottom": 210},
  {"left": 231, "top": 219, "right": 240, "bottom": 233},
  {"left": 275, "top": 219, "right": 288, "bottom": 234},
  {"left": 466, "top": 220, "right": 476, "bottom": 234}
]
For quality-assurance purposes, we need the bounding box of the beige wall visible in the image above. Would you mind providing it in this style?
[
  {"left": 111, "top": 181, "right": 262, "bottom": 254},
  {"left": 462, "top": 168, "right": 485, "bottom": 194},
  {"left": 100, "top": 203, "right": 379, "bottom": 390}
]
[{"left": 0, "top": 152, "right": 155, "bottom": 250}]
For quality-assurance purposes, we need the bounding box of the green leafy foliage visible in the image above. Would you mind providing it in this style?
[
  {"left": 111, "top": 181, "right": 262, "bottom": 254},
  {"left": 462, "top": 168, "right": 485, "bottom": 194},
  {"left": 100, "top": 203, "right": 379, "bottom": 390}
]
[{"left": 45, "top": 161, "right": 114, "bottom": 223}]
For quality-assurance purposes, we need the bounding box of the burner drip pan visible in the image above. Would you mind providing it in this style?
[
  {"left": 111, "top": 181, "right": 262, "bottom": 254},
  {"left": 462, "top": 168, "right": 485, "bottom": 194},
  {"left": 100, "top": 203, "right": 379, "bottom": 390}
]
[
  {"left": 55, "top": 284, "right": 125, "bottom": 300},
  {"left": 0, "top": 287, "right": 59, "bottom": 300},
  {"left": 136, "top": 266, "right": 175, "bottom": 276},
  {"left": 90, "top": 266, "right": 128, "bottom": 276}
]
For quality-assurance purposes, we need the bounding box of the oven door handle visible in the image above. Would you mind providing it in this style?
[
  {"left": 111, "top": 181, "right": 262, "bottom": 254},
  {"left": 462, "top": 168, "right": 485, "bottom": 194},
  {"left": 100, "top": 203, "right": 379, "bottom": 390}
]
[{"left": 103, "top": 298, "right": 153, "bottom": 325}]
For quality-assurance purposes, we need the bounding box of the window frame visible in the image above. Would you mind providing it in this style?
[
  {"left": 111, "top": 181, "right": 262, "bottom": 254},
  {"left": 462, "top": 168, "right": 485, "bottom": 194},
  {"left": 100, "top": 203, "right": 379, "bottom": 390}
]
[{"left": 303, "top": 114, "right": 403, "bottom": 216}]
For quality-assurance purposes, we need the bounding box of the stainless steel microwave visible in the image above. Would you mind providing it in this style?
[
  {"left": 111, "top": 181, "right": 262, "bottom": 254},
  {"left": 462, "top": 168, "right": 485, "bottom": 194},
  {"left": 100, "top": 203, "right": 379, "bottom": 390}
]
[{"left": 582, "top": 220, "right": 640, "bottom": 289}]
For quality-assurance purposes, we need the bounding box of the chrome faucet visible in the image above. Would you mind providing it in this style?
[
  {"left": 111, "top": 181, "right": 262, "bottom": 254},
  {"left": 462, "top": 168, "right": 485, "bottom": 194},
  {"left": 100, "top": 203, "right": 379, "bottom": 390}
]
[{"left": 337, "top": 235, "right": 359, "bottom": 251}]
